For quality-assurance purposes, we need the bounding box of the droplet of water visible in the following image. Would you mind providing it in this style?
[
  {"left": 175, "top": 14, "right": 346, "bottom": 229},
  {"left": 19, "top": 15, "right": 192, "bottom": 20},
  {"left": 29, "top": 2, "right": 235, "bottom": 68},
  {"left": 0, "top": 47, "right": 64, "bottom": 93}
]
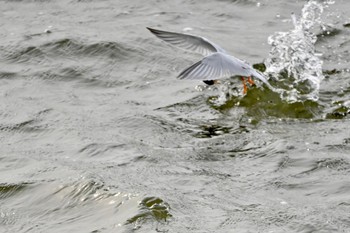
[{"left": 183, "top": 27, "right": 193, "bottom": 32}]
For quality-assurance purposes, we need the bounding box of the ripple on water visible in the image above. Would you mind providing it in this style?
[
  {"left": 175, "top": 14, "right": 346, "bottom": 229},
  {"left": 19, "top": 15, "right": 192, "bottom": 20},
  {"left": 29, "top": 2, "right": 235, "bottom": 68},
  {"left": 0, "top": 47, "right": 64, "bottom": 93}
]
[
  {"left": 34, "top": 67, "right": 85, "bottom": 82},
  {"left": 0, "top": 182, "right": 33, "bottom": 228},
  {"left": 0, "top": 71, "right": 18, "bottom": 80},
  {"left": 0, "top": 119, "right": 42, "bottom": 133},
  {"left": 0, "top": 183, "right": 29, "bottom": 199},
  {"left": 1, "top": 45, "right": 47, "bottom": 64},
  {"left": 0, "top": 108, "right": 53, "bottom": 135},
  {"left": 77, "top": 141, "right": 146, "bottom": 166}
]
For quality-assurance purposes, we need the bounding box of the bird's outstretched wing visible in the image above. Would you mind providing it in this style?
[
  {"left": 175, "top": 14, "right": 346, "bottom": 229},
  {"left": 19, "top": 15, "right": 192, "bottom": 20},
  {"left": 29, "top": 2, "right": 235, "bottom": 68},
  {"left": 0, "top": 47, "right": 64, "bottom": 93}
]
[
  {"left": 177, "top": 52, "right": 252, "bottom": 80},
  {"left": 177, "top": 52, "right": 273, "bottom": 89},
  {"left": 147, "top": 27, "right": 226, "bottom": 56}
]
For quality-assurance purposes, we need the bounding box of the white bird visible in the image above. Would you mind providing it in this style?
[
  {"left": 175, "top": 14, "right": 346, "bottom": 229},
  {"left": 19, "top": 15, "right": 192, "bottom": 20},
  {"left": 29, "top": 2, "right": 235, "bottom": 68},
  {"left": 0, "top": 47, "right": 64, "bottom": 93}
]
[{"left": 147, "top": 27, "right": 273, "bottom": 94}]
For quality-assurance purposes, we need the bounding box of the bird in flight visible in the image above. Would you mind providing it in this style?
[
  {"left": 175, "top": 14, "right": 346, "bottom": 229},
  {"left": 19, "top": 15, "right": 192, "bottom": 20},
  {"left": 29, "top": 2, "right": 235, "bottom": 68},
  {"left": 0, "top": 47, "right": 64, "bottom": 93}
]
[{"left": 147, "top": 27, "right": 273, "bottom": 94}]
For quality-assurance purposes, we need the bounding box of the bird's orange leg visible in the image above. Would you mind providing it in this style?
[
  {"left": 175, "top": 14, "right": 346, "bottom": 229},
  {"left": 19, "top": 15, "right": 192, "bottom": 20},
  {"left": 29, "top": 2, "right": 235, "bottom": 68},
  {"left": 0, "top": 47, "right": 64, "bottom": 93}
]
[
  {"left": 247, "top": 76, "right": 255, "bottom": 86},
  {"left": 241, "top": 77, "right": 248, "bottom": 94}
]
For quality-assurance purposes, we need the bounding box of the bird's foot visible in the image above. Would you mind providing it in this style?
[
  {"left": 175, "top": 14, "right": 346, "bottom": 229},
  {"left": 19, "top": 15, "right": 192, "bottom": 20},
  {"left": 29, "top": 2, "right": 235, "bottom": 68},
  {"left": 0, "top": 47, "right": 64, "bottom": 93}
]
[
  {"left": 241, "top": 77, "right": 248, "bottom": 94},
  {"left": 247, "top": 76, "right": 255, "bottom": 86}
]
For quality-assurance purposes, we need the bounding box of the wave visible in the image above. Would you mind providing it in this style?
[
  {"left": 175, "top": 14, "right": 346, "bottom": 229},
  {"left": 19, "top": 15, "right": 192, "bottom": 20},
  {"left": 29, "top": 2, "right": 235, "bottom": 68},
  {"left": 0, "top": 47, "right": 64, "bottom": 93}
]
[
  {"left": 0, "top": 38, "right": 143, "bottom": 86},
  {"left": 18, "top": 178, "right": 171, "bottom": 232},
  {"left": 41, "top": 39, "right": 133, "bottom": 59},
  {"left": 1, "top": 38, "right": 135, "bottom": 65}
]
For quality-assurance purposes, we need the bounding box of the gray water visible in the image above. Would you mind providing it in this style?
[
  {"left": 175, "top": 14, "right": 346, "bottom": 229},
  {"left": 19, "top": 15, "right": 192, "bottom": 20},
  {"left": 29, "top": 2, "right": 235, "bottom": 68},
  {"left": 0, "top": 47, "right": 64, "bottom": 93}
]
[{"left": 1, "top": 0, "right": 350, "bottom": 232}]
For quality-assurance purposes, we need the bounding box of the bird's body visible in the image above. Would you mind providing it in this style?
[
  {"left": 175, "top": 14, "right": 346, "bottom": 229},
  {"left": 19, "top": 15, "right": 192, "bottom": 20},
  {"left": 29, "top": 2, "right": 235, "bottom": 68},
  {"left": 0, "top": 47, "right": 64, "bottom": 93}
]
[{"left": 147, "top": 27, "right": 273, "bottom": 93}]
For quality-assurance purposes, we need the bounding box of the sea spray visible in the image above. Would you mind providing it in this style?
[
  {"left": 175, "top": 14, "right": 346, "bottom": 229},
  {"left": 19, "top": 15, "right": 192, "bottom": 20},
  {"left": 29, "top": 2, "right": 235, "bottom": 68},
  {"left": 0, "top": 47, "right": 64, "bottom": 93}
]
[{"left": 265, "top": 1, "right": 326, "bottom": 102}]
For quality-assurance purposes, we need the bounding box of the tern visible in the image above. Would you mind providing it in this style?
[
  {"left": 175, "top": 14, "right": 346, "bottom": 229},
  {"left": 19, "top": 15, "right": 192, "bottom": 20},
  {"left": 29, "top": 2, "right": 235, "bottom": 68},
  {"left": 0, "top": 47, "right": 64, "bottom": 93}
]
[{"left": 147, "top": 27, "right": 273, "bottom": 94}]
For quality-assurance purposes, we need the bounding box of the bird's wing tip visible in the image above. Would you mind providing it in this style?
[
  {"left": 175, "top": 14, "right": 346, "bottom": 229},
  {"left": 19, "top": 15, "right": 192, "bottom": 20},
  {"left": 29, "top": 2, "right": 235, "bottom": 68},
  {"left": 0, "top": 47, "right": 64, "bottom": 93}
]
[{"left": 146, "top": 27, "right": 160, "bottom": 34}]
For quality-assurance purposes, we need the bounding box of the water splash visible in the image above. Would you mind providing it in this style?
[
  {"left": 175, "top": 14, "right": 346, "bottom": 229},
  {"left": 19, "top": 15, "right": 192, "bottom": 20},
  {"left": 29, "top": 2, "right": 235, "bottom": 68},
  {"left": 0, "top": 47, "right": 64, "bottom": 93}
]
[{"left": 265, "top": 1, "right": 326, "bottom": 102}]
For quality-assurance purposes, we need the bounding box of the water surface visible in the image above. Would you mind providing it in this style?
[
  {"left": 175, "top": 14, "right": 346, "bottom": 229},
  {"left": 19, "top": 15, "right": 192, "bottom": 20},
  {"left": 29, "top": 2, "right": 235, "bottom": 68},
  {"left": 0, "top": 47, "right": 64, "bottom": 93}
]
[{"left": 1, "top": 0, "right": 350, "bottom": 232}]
